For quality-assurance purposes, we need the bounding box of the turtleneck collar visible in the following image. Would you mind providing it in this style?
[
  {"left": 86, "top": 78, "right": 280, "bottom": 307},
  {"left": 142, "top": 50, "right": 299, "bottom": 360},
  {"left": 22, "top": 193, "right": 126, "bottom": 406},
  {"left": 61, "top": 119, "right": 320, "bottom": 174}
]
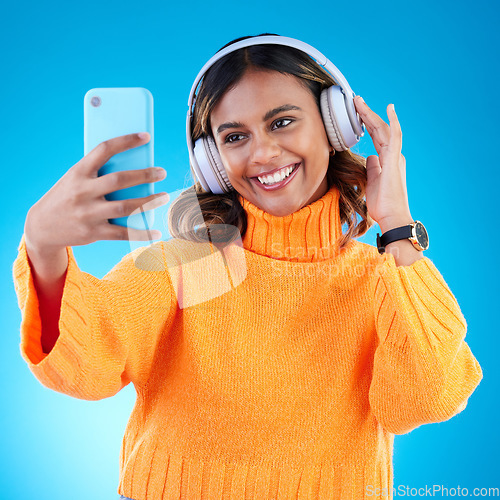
[{"left": 237, "top": 186, "right": 343, "bottom": 262}]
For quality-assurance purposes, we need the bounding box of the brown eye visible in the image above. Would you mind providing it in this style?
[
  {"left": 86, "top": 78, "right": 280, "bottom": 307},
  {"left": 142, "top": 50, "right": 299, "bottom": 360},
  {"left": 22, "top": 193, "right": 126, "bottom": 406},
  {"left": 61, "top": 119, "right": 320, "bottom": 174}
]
[
  {"left": 272, "top": 118, "right": 293, "bottom": 130},
  {"left": 225, "top": 133, "right": 246, "bottom": 144}
]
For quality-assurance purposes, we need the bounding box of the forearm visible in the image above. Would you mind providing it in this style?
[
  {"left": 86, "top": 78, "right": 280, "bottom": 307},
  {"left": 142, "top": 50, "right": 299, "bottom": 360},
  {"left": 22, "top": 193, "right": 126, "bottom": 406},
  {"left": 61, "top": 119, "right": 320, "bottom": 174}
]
[
  {"left": 24, "top": 237, "right": 68, "bottom": 354},
  {"left": 370, "top": 249, "right": 482, "bottom": 434}
]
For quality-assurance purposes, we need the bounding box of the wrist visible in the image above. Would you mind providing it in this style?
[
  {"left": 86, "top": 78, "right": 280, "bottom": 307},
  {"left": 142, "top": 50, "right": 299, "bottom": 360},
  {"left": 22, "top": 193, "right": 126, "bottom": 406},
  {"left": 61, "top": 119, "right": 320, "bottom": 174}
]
[
  {"left": 377, "top": 214, "right": 414, "bottom": 234},
  {"left": 24, "top": 233, "right": 68, "bottom": 280},
  {"left": 24, "top": 241, "right": 69, "bottom": 283},
  {"left": 24, "top": 211, "right": 65, "bottom": 260}
]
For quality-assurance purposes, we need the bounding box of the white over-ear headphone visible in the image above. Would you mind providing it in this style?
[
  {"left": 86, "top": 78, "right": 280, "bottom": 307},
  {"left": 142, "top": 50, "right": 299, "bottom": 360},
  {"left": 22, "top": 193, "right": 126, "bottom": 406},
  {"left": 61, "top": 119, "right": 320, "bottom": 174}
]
[{"left": 186, "top": 35, "right": 365, "bottom": 194}]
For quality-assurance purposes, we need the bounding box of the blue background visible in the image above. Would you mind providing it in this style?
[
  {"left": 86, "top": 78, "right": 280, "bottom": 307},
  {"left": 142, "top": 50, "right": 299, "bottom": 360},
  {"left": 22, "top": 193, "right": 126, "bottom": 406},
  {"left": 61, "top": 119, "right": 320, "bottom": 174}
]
[{"left": 1, "top": 0, "right": 498, "bottom": 498}]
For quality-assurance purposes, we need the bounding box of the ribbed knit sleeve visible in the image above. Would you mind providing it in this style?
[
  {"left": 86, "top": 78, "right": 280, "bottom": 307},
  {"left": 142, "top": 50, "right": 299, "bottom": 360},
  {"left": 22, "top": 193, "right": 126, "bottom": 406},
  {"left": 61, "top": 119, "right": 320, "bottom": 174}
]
[
  {"left": 12, "top": 235, "right": 177, "bottom": 400},
  {"left": 368, "top": 252, "right": 483, "bottom": 435}
]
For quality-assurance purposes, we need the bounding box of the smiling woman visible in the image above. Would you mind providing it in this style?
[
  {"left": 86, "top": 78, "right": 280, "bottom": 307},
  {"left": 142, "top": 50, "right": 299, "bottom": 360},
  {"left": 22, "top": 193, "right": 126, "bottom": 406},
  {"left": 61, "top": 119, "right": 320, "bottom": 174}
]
[
  {"left": 13, "top": 33, "right": 483, "bottom": 500},
  {"left": 168, "top": 34, "right": 372, "bottom": 248}
]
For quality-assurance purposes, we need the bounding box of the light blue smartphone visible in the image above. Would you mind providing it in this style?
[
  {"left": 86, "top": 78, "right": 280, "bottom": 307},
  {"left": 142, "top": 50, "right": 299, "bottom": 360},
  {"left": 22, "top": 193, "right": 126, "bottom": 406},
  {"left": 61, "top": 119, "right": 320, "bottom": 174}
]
[{"left": 84, "top": 87, "right": 154, "bottom": 231}]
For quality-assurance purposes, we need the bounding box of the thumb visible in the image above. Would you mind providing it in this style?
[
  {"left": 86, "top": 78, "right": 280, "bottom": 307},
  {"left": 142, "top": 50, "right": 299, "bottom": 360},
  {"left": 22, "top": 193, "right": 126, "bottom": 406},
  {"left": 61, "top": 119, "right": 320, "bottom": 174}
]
[{"left": 365, "top": 155, "right": 381, "bottom": 184}]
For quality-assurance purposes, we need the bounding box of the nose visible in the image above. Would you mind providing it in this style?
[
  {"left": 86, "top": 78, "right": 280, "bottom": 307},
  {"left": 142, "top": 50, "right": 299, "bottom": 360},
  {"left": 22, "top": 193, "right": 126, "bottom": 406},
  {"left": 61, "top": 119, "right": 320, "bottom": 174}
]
[{"left": 249, "top": 131, "right": 281, "bottom": 165}]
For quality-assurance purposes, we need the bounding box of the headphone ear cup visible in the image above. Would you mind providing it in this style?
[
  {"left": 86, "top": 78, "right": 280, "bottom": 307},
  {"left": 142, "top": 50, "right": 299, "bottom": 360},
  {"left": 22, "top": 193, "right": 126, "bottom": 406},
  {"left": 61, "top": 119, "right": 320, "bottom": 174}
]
[
  {"left": 192, "top": 136, "right": 234, "bottom": 194},
  {"left": 320, "top": 86, "right": 359, "bottom": 151}
]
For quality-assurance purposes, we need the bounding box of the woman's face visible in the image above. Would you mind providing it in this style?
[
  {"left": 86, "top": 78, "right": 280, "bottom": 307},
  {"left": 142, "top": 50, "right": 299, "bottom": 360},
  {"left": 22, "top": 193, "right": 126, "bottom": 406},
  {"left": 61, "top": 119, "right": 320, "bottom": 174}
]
[{"left": 210, "top": 69, "right": 332, "bottom": 217}]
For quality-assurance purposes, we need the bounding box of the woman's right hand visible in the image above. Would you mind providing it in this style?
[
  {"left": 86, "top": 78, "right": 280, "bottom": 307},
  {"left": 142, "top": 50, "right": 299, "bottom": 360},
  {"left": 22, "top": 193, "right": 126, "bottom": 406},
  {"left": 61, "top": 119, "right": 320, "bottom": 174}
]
[{"left": 24, "top": 132, "right": 169, "bottom": 256}]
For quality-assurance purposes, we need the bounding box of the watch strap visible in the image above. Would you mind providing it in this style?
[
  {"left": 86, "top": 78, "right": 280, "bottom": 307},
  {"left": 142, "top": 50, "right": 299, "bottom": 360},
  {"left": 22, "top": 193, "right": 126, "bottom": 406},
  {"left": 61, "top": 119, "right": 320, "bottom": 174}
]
[{"left": 377, "top": 224, "right": 413, "bottom": 254}]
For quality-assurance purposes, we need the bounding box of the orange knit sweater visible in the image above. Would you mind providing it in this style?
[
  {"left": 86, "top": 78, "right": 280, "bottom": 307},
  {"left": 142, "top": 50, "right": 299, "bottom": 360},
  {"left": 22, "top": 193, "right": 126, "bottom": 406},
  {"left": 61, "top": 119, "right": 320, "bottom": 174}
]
[{"left": 13, "top": 185, "right": 482, "bottom": 500}]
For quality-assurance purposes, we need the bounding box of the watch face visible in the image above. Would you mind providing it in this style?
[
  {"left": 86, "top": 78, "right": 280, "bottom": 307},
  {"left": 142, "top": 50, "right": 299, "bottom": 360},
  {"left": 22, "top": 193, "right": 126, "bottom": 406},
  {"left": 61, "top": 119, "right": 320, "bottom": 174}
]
[{"left": 414, "top": 221, "right": 429, "bottom": 250}]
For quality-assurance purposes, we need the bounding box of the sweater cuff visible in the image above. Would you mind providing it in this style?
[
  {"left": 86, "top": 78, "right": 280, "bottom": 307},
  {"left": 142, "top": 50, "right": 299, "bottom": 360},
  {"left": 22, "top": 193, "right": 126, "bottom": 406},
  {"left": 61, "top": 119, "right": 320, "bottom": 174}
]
[{"left": 12, "top": 234, "right": 91, "bottom": 390}]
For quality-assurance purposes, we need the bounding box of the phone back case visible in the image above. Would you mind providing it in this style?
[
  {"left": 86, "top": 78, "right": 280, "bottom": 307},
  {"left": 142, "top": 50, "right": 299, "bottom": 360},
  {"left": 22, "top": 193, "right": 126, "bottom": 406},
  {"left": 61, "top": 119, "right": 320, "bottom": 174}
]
[{"left": 84, "top": 87, "right": 154, "bottom": 231}]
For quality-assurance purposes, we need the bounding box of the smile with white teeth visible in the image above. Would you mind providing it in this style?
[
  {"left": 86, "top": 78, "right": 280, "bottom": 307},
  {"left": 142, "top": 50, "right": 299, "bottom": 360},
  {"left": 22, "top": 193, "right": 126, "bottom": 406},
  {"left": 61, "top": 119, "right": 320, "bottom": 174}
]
[{"left": 257, "top": 165, "right": 296, "bottom": 185}]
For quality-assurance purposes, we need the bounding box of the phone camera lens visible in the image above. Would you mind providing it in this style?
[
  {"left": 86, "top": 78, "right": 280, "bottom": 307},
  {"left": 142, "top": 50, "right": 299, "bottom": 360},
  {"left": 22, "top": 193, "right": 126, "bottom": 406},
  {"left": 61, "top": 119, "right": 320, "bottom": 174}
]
[{"left": 90, "top": 96, "right": 102, "bottom": 107}]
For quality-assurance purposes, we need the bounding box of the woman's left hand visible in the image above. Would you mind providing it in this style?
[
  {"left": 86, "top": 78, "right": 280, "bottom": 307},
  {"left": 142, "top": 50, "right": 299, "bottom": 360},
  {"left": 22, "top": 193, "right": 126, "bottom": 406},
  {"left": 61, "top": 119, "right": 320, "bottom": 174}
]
[{"left": 353, "top": 95, "right": 413, "bottom": 231}]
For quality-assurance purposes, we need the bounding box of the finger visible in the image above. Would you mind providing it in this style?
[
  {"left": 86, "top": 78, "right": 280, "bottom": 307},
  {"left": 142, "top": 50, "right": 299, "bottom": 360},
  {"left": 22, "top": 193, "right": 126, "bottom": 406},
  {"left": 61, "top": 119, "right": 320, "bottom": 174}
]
[
  {"left": 400, "top": 154, "right": 408, "bottom": 199},
  {"left": 365, "top": 154, "right": 381, "bottom": 182},
  {"left": 387, "top": 104, "right": 403, "bottom": 166},
  {"left": 354, "top": 96, "right": 388, "bottom": 133},
  {"left": 101, "top": 192, "right": 170, "bottom": 220},
  {"left": 387, "top": 104, "right": 402, "bottom": 142},
  {"left": 354, "top": 97, "right": 391, "bottom": 151},
  {"left": 98, "top": 221, "right": 163, "bottom": 242},
  {"left": 93, "top": 166, "right": 166, "bottom": 198},
  {"left": 80, "top": 132, "right": 151, "bottom": 177}
]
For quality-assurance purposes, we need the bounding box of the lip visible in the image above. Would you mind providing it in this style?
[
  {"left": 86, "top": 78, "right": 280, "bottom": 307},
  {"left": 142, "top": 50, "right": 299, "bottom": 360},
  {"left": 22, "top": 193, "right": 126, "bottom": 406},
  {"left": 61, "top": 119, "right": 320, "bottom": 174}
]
[{"left": 250, "top": 163, "right": 301, "bottom": 191}]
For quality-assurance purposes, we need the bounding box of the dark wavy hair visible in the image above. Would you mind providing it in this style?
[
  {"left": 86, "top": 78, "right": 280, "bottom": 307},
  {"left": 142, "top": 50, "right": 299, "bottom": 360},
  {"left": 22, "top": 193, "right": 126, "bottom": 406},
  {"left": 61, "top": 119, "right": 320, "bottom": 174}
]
[{"left": 168, "top": 34, "right": 373, "bottom": 249}]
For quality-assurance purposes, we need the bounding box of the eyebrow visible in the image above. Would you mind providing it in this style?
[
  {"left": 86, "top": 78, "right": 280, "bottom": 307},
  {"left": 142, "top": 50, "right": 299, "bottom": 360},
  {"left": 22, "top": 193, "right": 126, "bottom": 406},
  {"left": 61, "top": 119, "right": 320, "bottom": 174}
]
[
  {"left": 215, "top": 104, "right": 302, "bottom": 136},
  {"left": 263, "top": 104, "right": 302, "bottom": 122}
]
